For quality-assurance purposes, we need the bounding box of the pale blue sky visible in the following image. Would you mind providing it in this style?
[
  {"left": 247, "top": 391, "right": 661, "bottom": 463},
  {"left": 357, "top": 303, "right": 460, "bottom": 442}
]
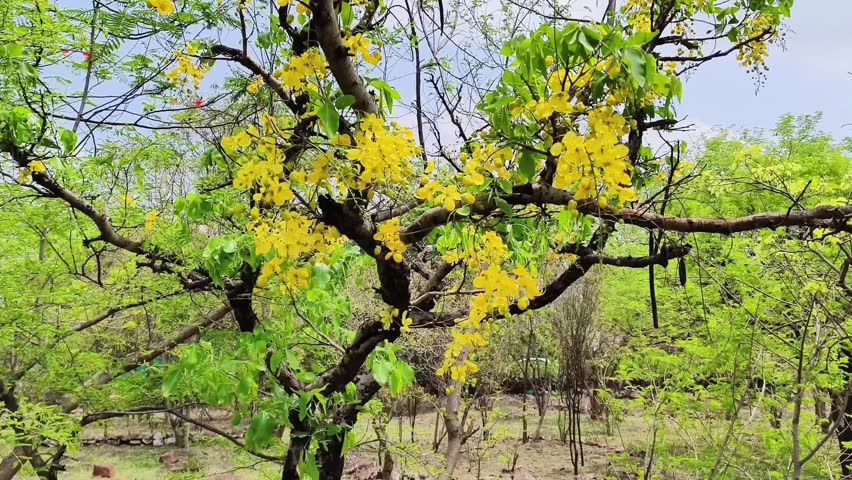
[{"left": 678, "top": 0, "right": 852, "bottom": 137}]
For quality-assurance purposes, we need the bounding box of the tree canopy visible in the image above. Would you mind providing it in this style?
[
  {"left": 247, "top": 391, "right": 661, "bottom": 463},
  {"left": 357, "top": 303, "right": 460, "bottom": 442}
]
[{"left": 0, "top": 0, "right": 850, "bottom": 479}]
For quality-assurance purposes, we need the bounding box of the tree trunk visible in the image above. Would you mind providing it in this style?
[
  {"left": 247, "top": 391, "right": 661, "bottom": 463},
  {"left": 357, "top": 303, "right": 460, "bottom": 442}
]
[
  {"left": 0, "top": 446, "right": 30, "bottom": 480},
  {"left": 0, "top": 385, "right": 51, "bottom": 480},
  {"left": 836, "top": 346, "right": 852, "bottom": 479},
  {"left": 533, "top": 412, "right": 545, "bottom": 440},
  {"left": 0, "top": 444, "right": 51, "bottom": 480},
  {"left": 439, "top": 385, "right": 463, "bottom": 480},
  {"left": 282, "top": 415, "right": 311, "bottom": 480},
  {"left": 316, "top": 435, "right": 346, "bottom": 480}
]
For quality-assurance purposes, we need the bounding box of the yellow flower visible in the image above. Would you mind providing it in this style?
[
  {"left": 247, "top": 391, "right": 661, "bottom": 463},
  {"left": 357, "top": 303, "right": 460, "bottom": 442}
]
[
  {"left": 147, "top": 0, "right": 176, "bottom": 15},
  {"left": 289, "top": 170, "right": 306, "bottom": 184},
  {"left": 166, "top": 46, "right": 209, "bottom": 88},
  {"left": 341, "top": 33, "right": 382, "bottom": 66},
  {"left": 145, "top": 210, "right": 160, "bottom": 232},
  {"left": 373, "top": 218, "right": 406, "bottom": 263},
  {"left": 274, "top": 49, "right": 326, "bottom": 93},
  {"left": 246, "top": 75, "right": 264, "bottom": 94},
  {"left": 346, "top": 115, "right": 418, "bottom": 189}
]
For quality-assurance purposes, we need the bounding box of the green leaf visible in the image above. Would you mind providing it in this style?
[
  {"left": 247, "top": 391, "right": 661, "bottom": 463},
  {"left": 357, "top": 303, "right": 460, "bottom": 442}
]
[
  {"left": 518, "top": 151, "right": 538, "bottom": 182},
  {"left": 221, "top": 237, "right": 238, "bottom": 253},
  {"left": 318, "top": 102, "right": 340, "bottom": 138},
  {"left": 371, "top": 359, "right": 391, "bottom": 385},
  {"left": 496, "top": 178, "right": 513, "bottom": 194},
  {"left": 623, "top": 47, "right": 647, "bottom": 87},
  {"left": 495, "top": 197, "right": 513, "bottom": 216},
  {"left": 59, "top": 128, "right": 77, "bottom": 153},
  {"left": 367, "top": 78, "right": 401, "bottom": 114},
  {"left": 334, "top": 94, "right": 356, "bottom": 110},
  {"left": 340, "top": 2, "right": 354, "bottom": 28},
  {"left": 2, "top": 43, "right": 24, "bottom": 58},
  {"left": 298, "top": 452, "right": 320, "bottom": 480},
  {"left": 670, "top": 75, "right": 683, "bottom": 101},
  {"left": 311, "top": 262, "right": 332, "bottom": 288},
  {"left": 298, "top": 391, "right": 312, "bottom": 421},
  {"left": 246, "top": 411, "right": 276, "bottom": 450},
  {"left": 628, "top": 31, "right": 659, "bottom": 46},
  {"left": 162, "top": 368, "right": 183, "bottom": 397},
  {"left": 236, "top": 375, "right": 256, "bottom": 399}
]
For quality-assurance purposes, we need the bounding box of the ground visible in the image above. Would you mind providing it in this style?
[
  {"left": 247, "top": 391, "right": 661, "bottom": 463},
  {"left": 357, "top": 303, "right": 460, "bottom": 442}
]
[{"left": 4, "top": 395, "right": 832, "bottom": 479}]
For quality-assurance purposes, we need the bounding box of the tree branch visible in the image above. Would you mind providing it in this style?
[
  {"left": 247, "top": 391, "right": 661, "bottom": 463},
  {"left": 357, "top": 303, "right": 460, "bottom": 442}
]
[{"left": 400, "top": 183, "right": 852, "bottom": 244}]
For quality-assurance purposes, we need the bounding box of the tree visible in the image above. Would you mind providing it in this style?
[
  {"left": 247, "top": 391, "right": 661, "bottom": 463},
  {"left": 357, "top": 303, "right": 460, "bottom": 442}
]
[
  {"left": 1, "top": 0, "right": 849, "bottom": 479},
  {"left": 601, "top": 114, "right": 851, "bottom": 478}
]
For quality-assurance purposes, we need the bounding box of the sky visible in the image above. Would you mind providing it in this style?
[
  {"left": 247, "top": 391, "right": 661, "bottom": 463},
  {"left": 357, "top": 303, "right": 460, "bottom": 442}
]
[
  {"left": 56, "top": 0, "right": 852, "bottom": 150},
  {"left": 381, "top": 0, "right": 852, "bottom": 152},
  {"left": 676, "top": 0, "right": 852, "bottom": 138}
]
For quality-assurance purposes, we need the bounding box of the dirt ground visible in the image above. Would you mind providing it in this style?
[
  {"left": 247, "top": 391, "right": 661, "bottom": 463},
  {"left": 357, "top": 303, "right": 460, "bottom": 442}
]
[{"left": 6, "top": 396, "right": 652, "bottom": 479}]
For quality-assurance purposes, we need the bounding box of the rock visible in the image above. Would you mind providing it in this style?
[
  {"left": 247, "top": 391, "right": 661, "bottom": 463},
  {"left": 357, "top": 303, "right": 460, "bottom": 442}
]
[
  {"left": 159, "top": 451, "right": 181, "bottom": 465},
  {"left": 513, "top": 469, "right": 536, "bottom": 480},
  {"left": 152, "top": 431, "right": 164, "bottom": 446},
  {"left": 92, "top": 464, "right": 116, "bottom": 478},
  {"left": 344, "top": 456, "right": 380, "bottom": 480}
]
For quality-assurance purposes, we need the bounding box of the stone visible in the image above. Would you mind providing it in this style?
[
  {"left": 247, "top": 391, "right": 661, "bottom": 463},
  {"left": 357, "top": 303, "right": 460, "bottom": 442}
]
[
  {"left": 92, "top": 464, "right": 115, "bottom": 478},
  {"left": 513, "top": 469, "right": 536, "bottom": 480},
  {"left": 152, "top": 431, "right": 164, "bottom": 446},
  {"left": 344, "top": 456, "right": 380, "bottom": 480},
  {"left": 159, "top": 450, "right": 180, "bottom": 465}
]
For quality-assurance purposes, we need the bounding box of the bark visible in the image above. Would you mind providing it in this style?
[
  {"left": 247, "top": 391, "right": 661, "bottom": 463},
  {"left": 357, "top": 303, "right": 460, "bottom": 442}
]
[
  {"left": 836, "top": 345, "right": 852, "bottom": 478},
  {"left": 281, "top": 400, "right": 361, "bottom": 480},
  {"left": 439, "top": 385, "right": 463, "bottom": 480},
  {"left": 399, "top": 182, "right": 852, "bottom": 244},
  {"left": 282, "top": 414, "right": 311, "bottom": 480},
  {"left": 0, "top": 384, "right": 50, "bottom": 480},
  {"left": 0, "top": 446, "right": 38, "bottom": 480},
  {"left": 316, "top": 434, "right": 347, "bottom": 480}
]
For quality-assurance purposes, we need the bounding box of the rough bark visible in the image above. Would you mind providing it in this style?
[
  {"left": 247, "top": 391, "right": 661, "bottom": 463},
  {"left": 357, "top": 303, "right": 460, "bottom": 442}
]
[
  {"left": 836, "top": 345, "right": 852, "bottom": 478},
  {"left": 439, "top": 385, "right": 463, "bottom": 480}
]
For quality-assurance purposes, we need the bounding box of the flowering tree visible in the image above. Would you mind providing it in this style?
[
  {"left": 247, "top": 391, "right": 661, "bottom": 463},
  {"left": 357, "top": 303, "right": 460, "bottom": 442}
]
[{"left": 1, "top": 0, "right": 850, "bottom": 478}]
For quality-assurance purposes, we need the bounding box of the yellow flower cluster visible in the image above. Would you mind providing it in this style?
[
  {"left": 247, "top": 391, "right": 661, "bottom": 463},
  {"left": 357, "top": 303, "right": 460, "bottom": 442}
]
[
  {"left": 253, "top": 211, "right": 342, "bottom": 290},
  {"left": 147, "top": 0, "right": 175, "bottom": 15},
  {"left": 226, "top": 125, "right": 298, "bottom": 207},
  {"left": 441, "top": 229, "right": 508, "bottom": 270},
  {"left": 461, "top": 144, "right": 513, "bottom": 185},
  {"left": 258, "top": 257, "right": 311, "bottom": 290},
  {"left": 434, "top": 229, "right": 542, "bottom": 383},
  {"left": 166, "top": 45, "right": 208, "bottom": 89},
  {"left": 439, "top": 261, "right": 541, "bottom": 384},
  {"left": 341, "top": 33, "right": 382, "bottom": 66},
  {"left": 379, "top": 306, "right": 412, "bottom": 333},
  {"left": 246, "top": 75, "right": 264, "bottom": 94},
  {"left": 274, "top": 49, "right": 326, "bottom": 93},
  {"left": 622, "top": 0, "right": 652, "bottom": 32},
  {"left": 373, "top": 218, "right": 406, "bottom": 263},
  {"left": 416, "top": 144, "right": 516, "bottom": 211},
  {"left": 416, "top": 181, "right": 474, "bottom": 211},
  {"left": 18, "top": 161, "right": 46, "bottom": 182},
  {"left": 549, "top": 107, "right": 635, "bottom": 206},
  {"left": 145, "top": 210, "right": 159, "bottom": 232},
  {"left": 736, "top": 15, "right": 775, "bottom": 72},
  {"left": 346, "top": 114, "right": 418, "bottom": 190}
]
